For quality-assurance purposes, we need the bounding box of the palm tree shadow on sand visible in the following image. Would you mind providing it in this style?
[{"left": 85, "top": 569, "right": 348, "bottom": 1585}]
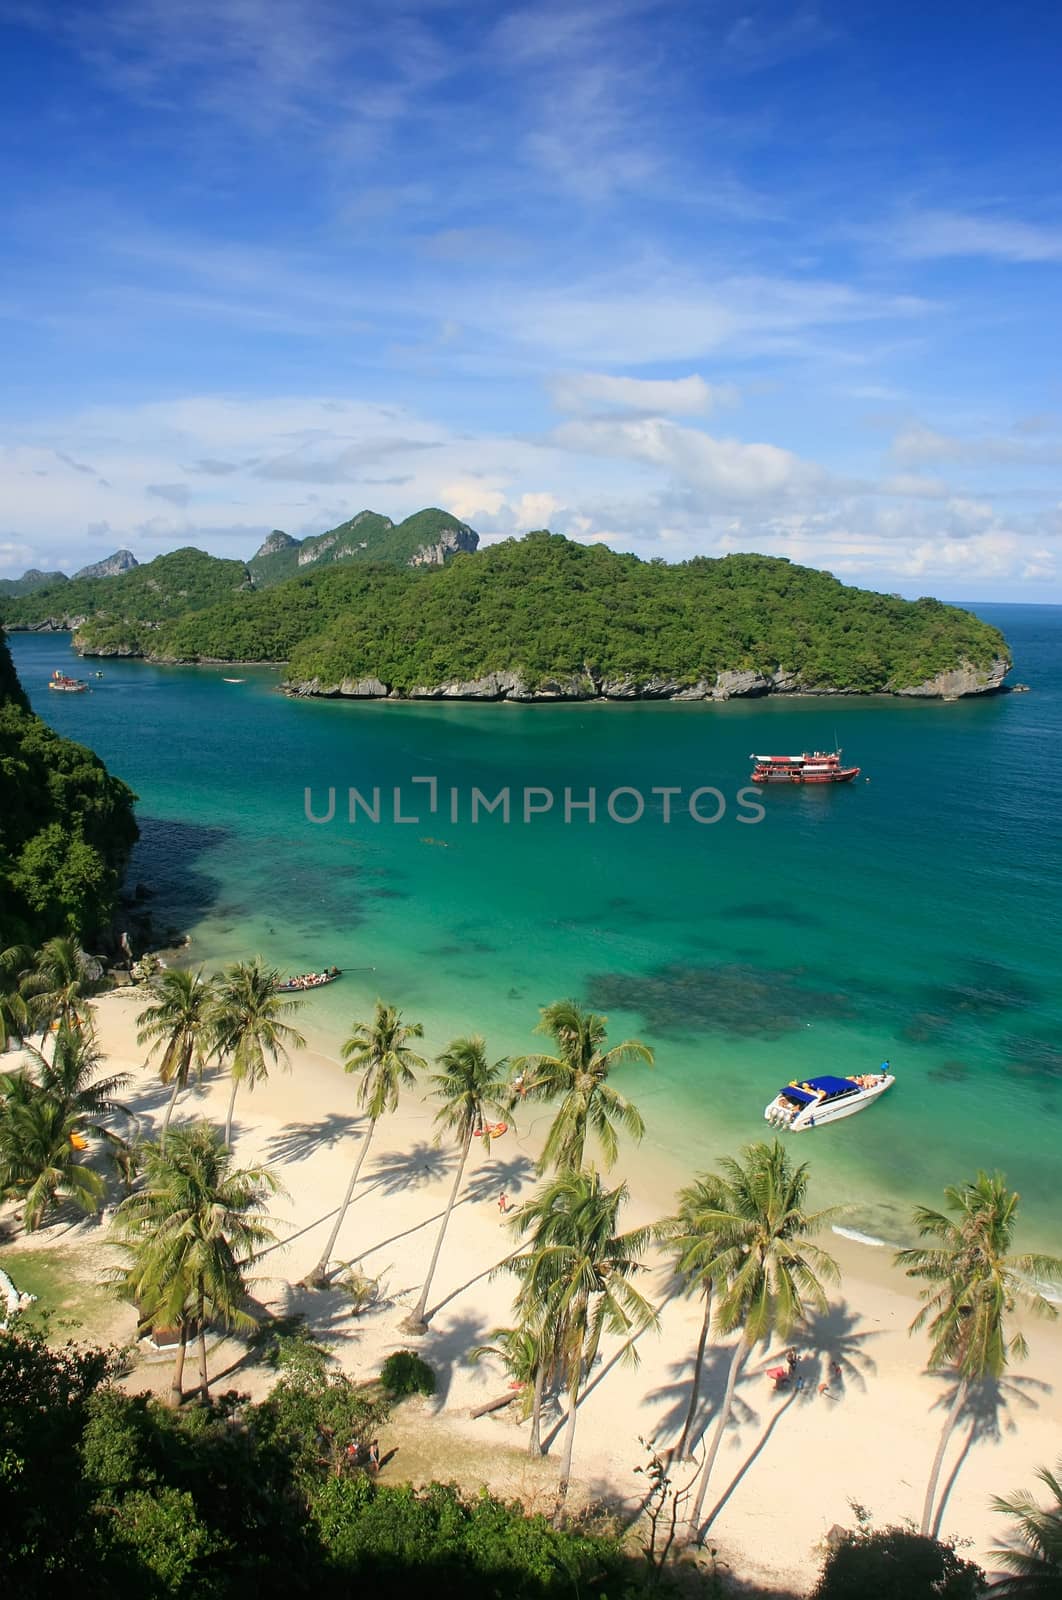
[
  {"left": 930, "top": 1369, "right": 1049, "bottom": 1539},
  {"left": 419, "top": 1308, "right": 495, "bottom": 1408},
  {"left": 263, "top": 1112, "right": 362, "bottom": 1165},
  {"left": 698, "top": 1302, "right": 882, "bottom": 1533},
  {"left": 642, "top": 1341, "right": 760, "bottom": 1463},
  {"left": 368, "top": 1141, "right": 456, "bottom": 1195},
  {"left": 795, "top": 1298, "right": 882, "bottom": 1394}
]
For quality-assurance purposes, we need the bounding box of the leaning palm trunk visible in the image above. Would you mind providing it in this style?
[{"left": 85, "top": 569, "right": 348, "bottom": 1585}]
[
  {"left": 196, "top": 1281, "right": 209, "bottom": 1404},
  {"left": 160, "top": 1075, "right": 182, "bottom": 1145},
  {"left": 307, "top": 1116, "right": 378, "bottom": 1287},
  {"left": 921, "top": 1377, "right": 967, "bottom": 1536},
  {"left": 685, "top": 1335, "right": 748, "bottom": 1545},
  {"left": 528, "top": 1359, "right": 547, "bottom": 1456},
  {"left": 169, "top": 1322, "right": 188, "bottom": 1408},
  {"left": 405, "top": 1126, "right": 473, "bottom": 1331},
  {"left": 676, "top": 1289, "right": 713, "bottom": 1459},
  {"left": 223, "top": 1075, "right": 240, "bottom": 1148},
  {"left": 553, "top": 1373, "right": 582, "bottom": 1526}
]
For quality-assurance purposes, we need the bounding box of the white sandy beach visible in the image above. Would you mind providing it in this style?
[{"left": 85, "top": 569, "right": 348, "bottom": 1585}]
[{"left": 6, "top": 989, "right": 1061, "bottom": 1595}]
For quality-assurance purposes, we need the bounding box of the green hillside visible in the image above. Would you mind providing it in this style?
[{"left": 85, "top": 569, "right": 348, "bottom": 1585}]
[
  {"left": 0, "top": 548, "right": 252, "bottom": 654},
  {"left": 0, "top": 568, "right": 68, "bottom": 598},
  {"left": 0, "top": 628, "right": 138, "bottom": 945},
  {"left": 247, "top": 507, "right": 476, "bottom": 586},
  {"left": 68, "top": 529, "right": 1011, "bottom": 697},
  {"left": 280, "top": 534, "right": 1010, "bottom": 695}
]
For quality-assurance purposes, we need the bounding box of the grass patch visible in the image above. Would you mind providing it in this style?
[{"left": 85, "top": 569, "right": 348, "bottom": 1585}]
[{"left": 0, "top": 1247, "right": 121, "bottom": 1342}]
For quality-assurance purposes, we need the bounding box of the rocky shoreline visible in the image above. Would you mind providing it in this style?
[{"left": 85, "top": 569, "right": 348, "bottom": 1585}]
[
  {"left": 283, "top": 656, "right": 1011, "bottom": 702},
  {"left": 8, "top": 621, "right": 1011, "bottom": 699}
]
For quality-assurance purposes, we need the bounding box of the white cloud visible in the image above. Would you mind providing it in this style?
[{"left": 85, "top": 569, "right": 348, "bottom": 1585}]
[
  {"left": 2, "top": 392, "right": 1059, "bottom": 594},
  {"left": 892, "top": 423, "right": 1062, "bottom": 467},
  {"left": 550, "top": 372, "right": 736, "bottom": 417},
  {"left": 0, "top": 540, "right": 35, "bottom": 576},
  {"left": 887, "top": 209, "right": 1062, "bottom": 264},
  {"left": 551, "top": 415, "right": 829, "bottom": 500}
]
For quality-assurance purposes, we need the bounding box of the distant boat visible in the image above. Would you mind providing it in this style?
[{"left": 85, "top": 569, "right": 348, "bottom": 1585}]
[
  {"left": 750, "top": 749, "right": 860, "bottom": 784},
  {"left": 764, "top": 1070, "right": 894, "bottom": 1131},
  {"left": 276, "top": 967, "right": 342, "bottom": 993},
  {"left": 48, "top": 670, "right": 87, "bottom": 693},
  {"left": 222, "top": 677, "right": 245, "bottom": 683}
]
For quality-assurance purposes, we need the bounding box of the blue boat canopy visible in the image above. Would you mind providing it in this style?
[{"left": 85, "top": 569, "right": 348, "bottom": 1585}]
[{"left": 782, "top": 1074, "right": 858, "bottom": 1105}]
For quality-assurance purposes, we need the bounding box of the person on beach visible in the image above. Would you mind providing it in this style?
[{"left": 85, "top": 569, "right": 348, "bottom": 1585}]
[
  {"left": 498, "top": 1192, "right": 511, "bottom": 1214},
  {"left": 785, "top": 1348, "right": 797, "bottom": 1372},
  {"left": 368, "top": 1440, "right": 380, "bottom": 1473}
]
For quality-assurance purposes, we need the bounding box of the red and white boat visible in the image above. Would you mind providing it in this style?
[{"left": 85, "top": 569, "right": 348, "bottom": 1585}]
[
  {"left": 48, "top": 669, "right": 88, "bottom": 694},
  {"left": 750, "top": 749, "right": 860, "bottom": 784}
]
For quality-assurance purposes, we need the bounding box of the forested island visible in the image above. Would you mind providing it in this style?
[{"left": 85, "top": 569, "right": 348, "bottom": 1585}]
[
  {"left": 0, "top": 520, "right": 1010, "bottom": 700},
  {"left": 0, "top": 628, "right": 138, "bottom": 946}
]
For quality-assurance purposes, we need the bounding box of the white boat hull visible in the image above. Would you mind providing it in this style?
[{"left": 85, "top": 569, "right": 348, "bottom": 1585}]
[{"left": 764, "top": 1074, "right": 894, "bottom": 1132}]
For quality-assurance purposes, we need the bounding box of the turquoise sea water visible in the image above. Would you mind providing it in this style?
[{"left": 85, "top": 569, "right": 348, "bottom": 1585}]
[{"left": 11, "top": 608, "right": 1062, "bottom": 1249}]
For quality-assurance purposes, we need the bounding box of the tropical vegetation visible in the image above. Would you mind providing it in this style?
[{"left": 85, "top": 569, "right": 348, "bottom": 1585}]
[
  {"left": 404, "top": 1034, "right": 511, "bottom": 1330},
  {"left": 135, "top": 966, "right": 216, "bottom": 1142},
  {"left": 109, "top": 1122, "right": 282, "bottom": 1405},
  {"left": 1, "top": 532, "right": 1011, "bottom": 694},
  {"left": 209, "top": 957, "right": 306, "bottom": 1146},
  {"left": 0, "top": 1010, "right": 129, "bottom": 1229},
  {"left": 1, "top": 1323, "right": 645, "bottom": 1600},
  {"left": 507, "top": 1167, "right": 657, "bottom": 1519},
  {"left": 678, "top": 1140, "right": 840, "bottom": 1545},
  {"left": 306, "top": 1000, "right": 427, "bottom": 1288},
  {"left": 516, "top": 1000, "right": 651, "bottom": 1173},
  {"left": 895, "top": 1173, "right": 1062, "bottom": 1537},
  {"left": 990, "top": 1457, "right": 1062, "bottom": 1596},
  {"left": 0, "top": 627, "right": 137, "bottom": 946}
]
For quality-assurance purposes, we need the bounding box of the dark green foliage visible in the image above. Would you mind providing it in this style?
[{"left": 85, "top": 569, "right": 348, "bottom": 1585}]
[
  {"left": 310, "top": 1476, "right": 632, "bottom": 1596},
  {"left": 0, "top": 567, "right": 68, "bottom": 598},
  {"left": 811, "top": 1525, "right": 986, "bottom": 1599},
  {"left": 0, "top": 547, "right": 252, "bottom": 648},
  {"left": 249, "top": 506, "right": 474, "bottom": 585},
  {"left": 0, "top": 1325, "right": 645, "bottom": 1600},
  {"left": 0, "top": 1327, "right": 120, "bottom": 1587},
  {"left": 0, "top": 629, "right": 138, "bottom": 945},
  {"left": 153, "top": 560, "right": 415, "bottom": 662},
  {"left": 249, "top": 510, "right": 397, "bottom": 585},
  {"left": 81, "top": 529, "right": 1008, "bottom": 693},
  {"left": 380, "top": 1346, "right": 437, "bottom": 1397}
]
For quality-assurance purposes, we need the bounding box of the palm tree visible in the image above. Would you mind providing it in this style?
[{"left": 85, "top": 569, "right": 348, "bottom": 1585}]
[
  {"left": 660, "top": 1171, "right": 732, "bottom": 1459},
  {"left": 136, "top": 967, "right": 215, "bottom": 1144},
  {"left": 20, "top": 935, "right": 102, "bottom": 1037},
  {"left": 30, "top": 1022, "right": 130, "bottom": 1130},
  {"left": 404, "top": 1036, "right": 511, "bottom": 1332},
  {"left": 0, "top": 944, "right": 32, "bottom": 1051},
  {"left": 110, "top": 1122, "right": 282, "bottom": 1406},
  {"left": 508, "top": 1167, "right": 657, "bottom": 1521},
  {"left": 896, "top": 1172, "right": 1062, "bottom": 1537},
  {"left": 683, "top": 1140, "right": 840, "bottom": 1546},
  {"left": 990, "top": 1458, "right": 1062, "bottom": 1595},
  {"left": 306, "top": 1001, "right": 427, "bottom": 1288},
  {"left": 0, "top": 1075, "right": 105, "bottom": 1230},
  {"left": 515, "top": 1000, "right": 652, "bottom": 1173},
  {"left": 470, "top": 1323, "right": 550, "bottom": 1426},
  {"left": 209, "top": 958, "right": 305, "bottom": 1147}
]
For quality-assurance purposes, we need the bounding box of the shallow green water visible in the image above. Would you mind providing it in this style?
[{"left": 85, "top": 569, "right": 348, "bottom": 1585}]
[{"left": 12, "top": 607, "right": 1062, "bottom": 1249}]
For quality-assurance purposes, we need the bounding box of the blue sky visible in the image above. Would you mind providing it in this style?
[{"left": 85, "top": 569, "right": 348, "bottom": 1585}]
[{"left": 1, "top": 0, "right": 1060, "bottom": 598}]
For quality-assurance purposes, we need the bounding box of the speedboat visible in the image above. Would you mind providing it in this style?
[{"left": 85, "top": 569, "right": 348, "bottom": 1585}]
[{"left": 764, "top": 1069, "right": 894, "bottom": 1132}]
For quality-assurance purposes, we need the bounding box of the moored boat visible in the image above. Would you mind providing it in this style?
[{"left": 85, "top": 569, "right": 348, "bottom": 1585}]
[
  {"left": 48, "top": 669, "right": 88, "bottom": 693},
  {"left": 750, "top": 749, "right": 860, "bottom": 784},
  {"left": 764, "top": 1068, "right": 894, "bottom": 1131},
  {"left": 276, "top": 966, "right": 342, "bottom": 993}
]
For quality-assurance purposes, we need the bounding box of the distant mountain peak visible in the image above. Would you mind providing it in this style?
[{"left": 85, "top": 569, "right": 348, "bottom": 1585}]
[
  {"left": 74, "top": 549, "right": 139, "bottom": 581},
  {"left": 253, "top": 529, "right": 299, "bottom": 560}
]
